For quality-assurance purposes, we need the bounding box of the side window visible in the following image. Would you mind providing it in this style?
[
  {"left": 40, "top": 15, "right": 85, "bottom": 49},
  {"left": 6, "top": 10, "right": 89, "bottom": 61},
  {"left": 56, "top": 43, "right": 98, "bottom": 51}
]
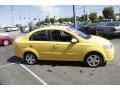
[
  {"left": 51, "top": 30, "right": 73, "bottom": 42},
  {"left": 29, "top": 30, "right": 50, "bottom": 41}
]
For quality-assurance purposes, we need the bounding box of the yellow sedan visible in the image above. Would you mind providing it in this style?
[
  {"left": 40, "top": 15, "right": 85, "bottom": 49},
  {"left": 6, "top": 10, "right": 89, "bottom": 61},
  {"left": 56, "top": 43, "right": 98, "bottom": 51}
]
[{"left": 15, "top": 26, "right": 114, "bottom": 67}]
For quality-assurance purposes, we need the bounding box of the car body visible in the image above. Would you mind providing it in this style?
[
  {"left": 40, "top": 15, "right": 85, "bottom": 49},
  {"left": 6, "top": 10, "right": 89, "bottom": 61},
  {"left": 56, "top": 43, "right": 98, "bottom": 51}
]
[
  {"left": 81, "top": 23, "right": 97, "bottom": 35},
  {"left": 20, "top": 26, "right": 29, "bottom": 33},
  {"left": 70, "top": 22, "right": 83, "bottom": 30},
  {"left": 97, "top": 22, "right": 120, "bottom": 37},
  {"left": 4, "top": 27, "right": 19, "bottom": 32},
  {"left": 94, "top": 22, "right": 109, "bottom": 30},
  {"left": 15, "top": 26, "right": 114, "bottom": 67},
  {"left": 0, "top": 33, "right": 13, "bottom": 46}
]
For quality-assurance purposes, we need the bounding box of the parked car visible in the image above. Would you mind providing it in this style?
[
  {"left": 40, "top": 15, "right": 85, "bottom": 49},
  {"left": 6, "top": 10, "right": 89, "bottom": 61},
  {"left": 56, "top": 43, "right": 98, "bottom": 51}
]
[
  {"left": 4, "top": 26, "right": 19, "bottom": 32},
  {"left": 97, "top": 22, "right": 120, "bottom": 37},
  {"left": 20, "top": 26, "right": 29, "bottom": 33},
  {"left": 15, "top": 26, "right": 114, "bottom": 67},
  {"left": 0, "top": 33, "right": 13, "bottom": 46},
  {"left": 80, "top": 23, "right": 97, "bottom": 35},
  {"left": 94, "top": 22, "right": 109, "bottom": 35},
  {"left": 69, "top": 23, "right": 83, "bottom": 30}
]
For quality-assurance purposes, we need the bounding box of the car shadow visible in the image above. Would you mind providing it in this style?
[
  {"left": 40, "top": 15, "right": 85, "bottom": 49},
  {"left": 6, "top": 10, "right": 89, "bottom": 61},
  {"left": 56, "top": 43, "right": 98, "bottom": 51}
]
[
  {"left": 7, "top": 56, "right": 106, "bottom": 68},
  {"left": 7, "top": 56, "right": 86, "bottom": 67}
]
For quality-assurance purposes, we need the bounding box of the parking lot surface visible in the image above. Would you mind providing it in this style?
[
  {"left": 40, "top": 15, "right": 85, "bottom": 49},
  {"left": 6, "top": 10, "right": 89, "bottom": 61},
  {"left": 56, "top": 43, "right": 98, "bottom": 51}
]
[{"left": 0, "top": 31, "right": 120, "bottom": 85}]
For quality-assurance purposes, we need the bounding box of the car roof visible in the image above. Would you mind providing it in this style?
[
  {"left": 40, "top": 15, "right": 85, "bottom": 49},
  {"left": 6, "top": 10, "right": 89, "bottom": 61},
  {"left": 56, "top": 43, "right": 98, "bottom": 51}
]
[{"left": 35, "top": 26, "right": 70, "bottom": 31}]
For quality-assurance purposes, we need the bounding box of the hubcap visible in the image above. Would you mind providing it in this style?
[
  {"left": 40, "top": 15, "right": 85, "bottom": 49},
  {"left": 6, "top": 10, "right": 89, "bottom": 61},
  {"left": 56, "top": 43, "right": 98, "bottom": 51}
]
[
  {"left": 3, "top": 40, "right": 9, "bottom": 46},
  {"left": 87, "top": 55, "right": 101, "bottom": 67},
  {"left": 25, "top": 54, "right": 36, "bottom": 64}
]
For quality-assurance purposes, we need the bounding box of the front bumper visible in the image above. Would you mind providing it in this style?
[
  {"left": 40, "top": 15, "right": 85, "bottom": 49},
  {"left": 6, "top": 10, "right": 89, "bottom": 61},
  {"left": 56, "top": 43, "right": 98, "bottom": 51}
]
[{"left": 104, "top": 47, "right": 114, "bottom": 61}]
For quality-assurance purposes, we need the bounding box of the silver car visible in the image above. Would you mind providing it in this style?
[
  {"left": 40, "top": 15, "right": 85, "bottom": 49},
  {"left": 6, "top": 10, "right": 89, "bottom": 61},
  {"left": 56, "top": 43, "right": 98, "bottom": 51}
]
[{"left": 97, "top": 22, "right": 120, "bottom": 37}]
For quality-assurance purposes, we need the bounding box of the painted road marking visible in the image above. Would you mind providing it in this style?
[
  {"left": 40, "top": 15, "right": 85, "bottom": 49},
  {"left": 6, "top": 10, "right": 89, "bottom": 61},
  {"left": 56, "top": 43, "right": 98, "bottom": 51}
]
[
  {"left": 0, "top": 63, "right": 15, "bottom": 69},
  {"left": 20, "top": 64, "right": 48, "bottom": 85}
]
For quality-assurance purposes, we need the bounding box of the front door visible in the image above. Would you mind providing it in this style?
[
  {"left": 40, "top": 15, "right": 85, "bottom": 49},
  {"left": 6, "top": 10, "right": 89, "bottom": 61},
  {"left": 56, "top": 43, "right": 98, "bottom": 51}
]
[{"left": 49, "top": 30, "right": 82, "bottom": 61}]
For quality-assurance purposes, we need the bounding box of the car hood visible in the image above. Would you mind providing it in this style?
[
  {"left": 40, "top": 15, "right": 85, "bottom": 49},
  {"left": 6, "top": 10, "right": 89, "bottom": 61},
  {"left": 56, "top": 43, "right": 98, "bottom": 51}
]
[{"left": 86, "top": 35, "right": 111, "bottom": 45}]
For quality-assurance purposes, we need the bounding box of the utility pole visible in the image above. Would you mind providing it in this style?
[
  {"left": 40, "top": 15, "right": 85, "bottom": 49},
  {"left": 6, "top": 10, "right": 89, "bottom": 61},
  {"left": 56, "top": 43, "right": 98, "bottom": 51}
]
[
  {"left": 38, "top": 19, "right": 40, "bottom": 27},
  {"left": 73, "top": 5, "right": 77, "bottom": 29},
  {"left": 119, "top": 7, "right": 120, "bottom": 20},
  {"left": 19, "top": 16, "right": 21, "bottom": 26},
  {"left": 48, "top": 12, "right": 50, "bottom": 24},
  {"left": 11, "top": 6, "right": 14, "bottom": 26},
  {"left": 83, "top": 5, "right": 86, "bottom": 24}
]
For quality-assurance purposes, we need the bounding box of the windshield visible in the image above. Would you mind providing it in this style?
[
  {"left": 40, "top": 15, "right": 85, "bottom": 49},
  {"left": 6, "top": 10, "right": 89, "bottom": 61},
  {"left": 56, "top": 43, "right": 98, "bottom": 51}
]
[{"left": 67, "top": 28, "right": 91, "bottom": 39}]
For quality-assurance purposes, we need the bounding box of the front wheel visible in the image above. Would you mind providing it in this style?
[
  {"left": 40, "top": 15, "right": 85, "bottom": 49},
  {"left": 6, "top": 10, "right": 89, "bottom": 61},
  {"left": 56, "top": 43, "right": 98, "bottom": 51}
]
[
  {"left": 24, "top": 53, "right": 38, "bottom": 65},
  {"left": 84, "top": 53, "right": 103, "bottom": 67}
]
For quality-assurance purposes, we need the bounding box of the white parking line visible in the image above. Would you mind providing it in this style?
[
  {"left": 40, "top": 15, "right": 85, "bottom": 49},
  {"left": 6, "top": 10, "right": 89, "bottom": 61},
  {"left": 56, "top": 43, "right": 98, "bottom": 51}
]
[
  {"left": 20, "top": 64, "right": 48, "bottom": 85},
  {"left": 0, "top": 63, "right": 15, "bottom": 69}
]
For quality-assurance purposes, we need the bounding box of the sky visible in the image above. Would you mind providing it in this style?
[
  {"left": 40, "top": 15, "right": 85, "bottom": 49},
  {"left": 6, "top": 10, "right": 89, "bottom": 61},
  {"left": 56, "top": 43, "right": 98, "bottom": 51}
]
[{"left": 0, "top": 5, "right": 120, "bottom": 27}]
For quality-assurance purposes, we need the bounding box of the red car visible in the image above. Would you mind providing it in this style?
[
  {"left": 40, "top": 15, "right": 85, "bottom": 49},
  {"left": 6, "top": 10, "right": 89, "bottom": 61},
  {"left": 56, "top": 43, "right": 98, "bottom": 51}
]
[{"left": 0, "top": 33, "right": 13, "bottom": 46}]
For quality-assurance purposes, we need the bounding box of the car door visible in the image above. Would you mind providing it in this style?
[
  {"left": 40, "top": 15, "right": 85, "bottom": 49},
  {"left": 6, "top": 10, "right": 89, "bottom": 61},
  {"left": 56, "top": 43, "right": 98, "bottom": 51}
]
[
  {"left": 49, "top": 30, "right": 82, "bottom": 61},
  {"left": 29, "top": 30, "right": 55, "bottom": 60}
]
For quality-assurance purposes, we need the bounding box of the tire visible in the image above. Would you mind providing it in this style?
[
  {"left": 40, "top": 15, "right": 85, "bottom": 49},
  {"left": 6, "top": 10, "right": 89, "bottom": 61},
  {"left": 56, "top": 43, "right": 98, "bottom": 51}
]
[
  {"left": 2, "top": 40, "right": 9, "bottom": 46},
  {"left": 84, "top": 52, "right": 103, "bottom": 67},
  {"left": 24, "top": 52, "right": 38, "bottom": 65}
]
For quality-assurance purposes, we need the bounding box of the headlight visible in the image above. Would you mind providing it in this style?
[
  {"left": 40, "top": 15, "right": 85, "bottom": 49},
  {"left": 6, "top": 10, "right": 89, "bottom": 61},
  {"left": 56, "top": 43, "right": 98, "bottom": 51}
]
[{"left": 104, "top": 44, "right": 112, "bottom": 49}]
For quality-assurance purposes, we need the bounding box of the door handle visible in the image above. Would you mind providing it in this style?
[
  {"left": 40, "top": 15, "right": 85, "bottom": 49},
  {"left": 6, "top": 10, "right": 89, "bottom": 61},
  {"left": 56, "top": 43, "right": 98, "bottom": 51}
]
[{"left": 53, "top": 44, "right": 59, "bottom": 48}]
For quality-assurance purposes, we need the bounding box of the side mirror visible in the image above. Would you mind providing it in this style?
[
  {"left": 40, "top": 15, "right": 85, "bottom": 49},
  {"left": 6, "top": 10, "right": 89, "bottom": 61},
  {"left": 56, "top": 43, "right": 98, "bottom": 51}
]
[{"left": 71, "top": 38, "right": 78, "bottom": 43}]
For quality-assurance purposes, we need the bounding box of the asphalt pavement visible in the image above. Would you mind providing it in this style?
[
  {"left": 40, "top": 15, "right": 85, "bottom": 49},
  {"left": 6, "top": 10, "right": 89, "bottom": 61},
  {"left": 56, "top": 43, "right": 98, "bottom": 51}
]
[{"left": 0, "top": 31, "right": 120, "bottom": 85}]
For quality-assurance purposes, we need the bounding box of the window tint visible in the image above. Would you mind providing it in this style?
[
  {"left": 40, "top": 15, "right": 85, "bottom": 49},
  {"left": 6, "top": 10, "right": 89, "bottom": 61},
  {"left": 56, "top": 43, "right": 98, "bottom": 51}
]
[
  {"left": 29, "top": 30, "right": 50, "bottom": 41},
  {"left": 51, "top": 30, "right": 72, "bottom": 42}
]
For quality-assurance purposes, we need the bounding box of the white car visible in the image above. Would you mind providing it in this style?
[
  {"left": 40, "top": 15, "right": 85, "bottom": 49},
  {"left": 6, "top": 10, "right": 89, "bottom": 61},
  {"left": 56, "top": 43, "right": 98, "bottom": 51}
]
[
  {"left": 20, "top": 26, "right": 29, "bottom": 33},
  {"left": 4, "top": 27, "right": 19, "bottom": 32}
]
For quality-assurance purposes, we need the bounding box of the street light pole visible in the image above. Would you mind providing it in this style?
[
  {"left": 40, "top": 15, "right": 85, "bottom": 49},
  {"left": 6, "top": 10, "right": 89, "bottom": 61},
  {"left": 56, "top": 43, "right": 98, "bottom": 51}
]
[
  {"left": 11, "top": 6, "right": 14, "bottom": 26},
  {"left": 83, "top": 5, "right": 86, "bottom": 24},
  {"left": 73, "top": 5, "right": 77, "bottom": 29}
]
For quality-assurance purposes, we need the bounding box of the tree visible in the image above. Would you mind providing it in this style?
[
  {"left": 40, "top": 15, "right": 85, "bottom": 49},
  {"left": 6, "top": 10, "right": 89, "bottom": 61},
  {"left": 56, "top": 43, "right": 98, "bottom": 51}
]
[
  {"left": 89, "top": 12, "right": 97, "bottom": 23},
  {"left": 63, "top": 17, "right": 70, "bottom": 22},
  {"left": 45, "top": 18, "right": 50, "bottom": 23},
  {"left": 102, "top": 6, "right": 114, "bottom": 19},
  {"left": 99, "top": 16, "right": 104, "bottom": 21},
  {"left": 28, "top": 22, "right": 34, "bottom": 31},
  {"left": 58, "top": 18, "right": 63, "bottom": 24},
  {"left": 50, "top": 18, "right": 55, "bottom": 24},
  {"left": 70, "top": 17, "right": 74, "bottom": 23},
  {"left": 15, "top": 24, "right": 21, "bottom": 27},
  {"left": 40, "top": 21, "right": 45, "bottom": 25},
  {"left": 79, "top": 14, "right": 88, "bottom": 22},
  {"left": 35, "top": 22, "right": 41, "bottom": 27}
]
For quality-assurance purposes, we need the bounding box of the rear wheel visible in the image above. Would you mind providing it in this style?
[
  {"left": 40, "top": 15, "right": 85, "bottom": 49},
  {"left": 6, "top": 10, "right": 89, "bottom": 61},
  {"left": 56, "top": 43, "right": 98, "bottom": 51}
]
[
  {"left": 84, "top": 52, "right": 103, "bottom": 67},
  {"left": 2, "top": 40, "right": 9, "bottom": 46},
  {"left": 24, "top": 53, "right": 38, "bottom": 65}
]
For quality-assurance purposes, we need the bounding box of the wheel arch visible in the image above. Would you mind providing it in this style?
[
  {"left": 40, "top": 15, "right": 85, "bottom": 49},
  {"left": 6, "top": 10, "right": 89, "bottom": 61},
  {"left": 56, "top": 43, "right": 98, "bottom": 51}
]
[
  {"left": 84, "top": 51, "right": 104, "bottom": 61},
  {"left": 22, "top": 48, "right": 40, "bottom": 60},
  {"left": 81, "top": 48, "right": 106, "bottom": 62}
]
